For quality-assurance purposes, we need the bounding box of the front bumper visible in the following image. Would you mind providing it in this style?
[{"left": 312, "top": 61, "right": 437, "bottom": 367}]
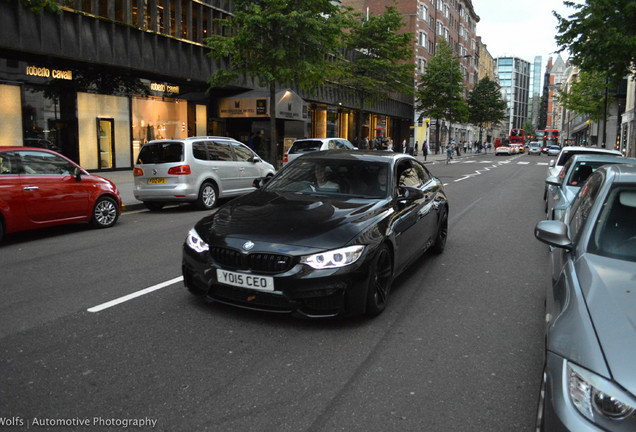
[{"left": 182, "top": 244, "right": 373, "bottom": 318}]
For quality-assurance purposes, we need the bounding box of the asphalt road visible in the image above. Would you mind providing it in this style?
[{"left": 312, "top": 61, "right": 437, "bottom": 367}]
[{"left": 0, "top": 153, "right": 551, "bottom": 432}]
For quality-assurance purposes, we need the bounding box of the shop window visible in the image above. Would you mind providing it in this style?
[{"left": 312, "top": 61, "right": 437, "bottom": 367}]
[
  {"left": 181, "top": 0, "right": 189, "bottom": 39},
  {"left": 81, "top": 0, "right": 93, "bottom": 14}
]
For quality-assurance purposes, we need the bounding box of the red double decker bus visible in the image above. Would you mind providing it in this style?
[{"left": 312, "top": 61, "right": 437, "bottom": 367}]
[
  {"left": 510, "top": 128, "right": 525, "bottom": 144},
  {"left": 543, "top": 129, "right": 559, "bottom": 146}
]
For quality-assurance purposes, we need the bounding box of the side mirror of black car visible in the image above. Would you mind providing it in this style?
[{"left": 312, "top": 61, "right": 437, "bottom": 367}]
[{"left": 397, "top": 186, "right": 424, "bottom": 204}]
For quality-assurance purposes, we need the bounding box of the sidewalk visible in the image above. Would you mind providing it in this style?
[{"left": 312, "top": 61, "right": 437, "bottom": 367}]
[{"left": 94, "top": 148, "right": 489, "bottom": 212}]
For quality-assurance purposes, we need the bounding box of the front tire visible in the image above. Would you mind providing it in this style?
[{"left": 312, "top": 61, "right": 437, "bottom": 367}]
[
  {"left": 91, "top": 196, "right": 119, "bottom": 228},
  {"left": 365, "top": 244, "right": 393, "bottom": 317},
  {"left": 196, "top": 182, "right": 217, "bottom": 210},
  {"left": 430, "top": 206, "right": 448, "bottom": 254}
]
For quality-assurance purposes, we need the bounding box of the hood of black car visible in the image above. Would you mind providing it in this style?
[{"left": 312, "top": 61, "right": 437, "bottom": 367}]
[
  {"left": 577, "top": 254, "right": 636, "bottom": 396},
  {"left": 195, "top": 191, "right": 391, "bottom": 250}
]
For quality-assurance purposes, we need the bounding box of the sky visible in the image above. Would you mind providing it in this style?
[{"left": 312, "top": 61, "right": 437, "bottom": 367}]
[{"left": 474, "top": 0, "right": 582, "bottom": 65}]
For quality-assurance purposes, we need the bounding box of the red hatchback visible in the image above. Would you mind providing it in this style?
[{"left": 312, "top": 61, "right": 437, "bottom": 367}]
[{"left": 0, "top": 147, "right": 122, "bottom": 242}]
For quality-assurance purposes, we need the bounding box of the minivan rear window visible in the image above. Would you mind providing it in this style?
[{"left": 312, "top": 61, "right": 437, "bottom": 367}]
[
  {"left": 289, "top": 140, "right": 322, "bottom": 154},
  {"left": 136, "top": 142, "right": 183, "bottom": 164}
]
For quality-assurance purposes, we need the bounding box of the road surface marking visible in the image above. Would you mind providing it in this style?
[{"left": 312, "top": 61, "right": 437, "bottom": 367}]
[{"left": 87, "top": 276, "right": 184, "bottom": 312}]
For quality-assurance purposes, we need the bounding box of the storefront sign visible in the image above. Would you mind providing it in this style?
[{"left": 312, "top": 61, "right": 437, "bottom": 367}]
[
  {"left": 150, "top": 82, "right": 179, "bottom": 94},
  {"left": 219, "top": 89, "right": 307, "bottom": 121},
  {"left": 26, "top": 65, "right": 73, "bottom": 80}
]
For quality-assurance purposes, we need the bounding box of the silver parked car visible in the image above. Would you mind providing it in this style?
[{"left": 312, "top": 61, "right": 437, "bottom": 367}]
[
  {"left": 535, "top": 164, "right": 636, "bottom": 431},
  {"left": 543, "top": 146, "right": 622, "bottom": 202},
  {"left": 133, "top": 136, "right": 275, "bottom": 210},
  {"left": 545, "top": 154, "right": 634, "bottom": 221},
  {"left": 283, "top": 138, "right": 356, "bottom": 166}
]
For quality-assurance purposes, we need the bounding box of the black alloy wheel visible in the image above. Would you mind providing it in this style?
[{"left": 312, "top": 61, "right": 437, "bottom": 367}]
[{"left": 365, "top": 244, "right": 393, "bottom": 316}]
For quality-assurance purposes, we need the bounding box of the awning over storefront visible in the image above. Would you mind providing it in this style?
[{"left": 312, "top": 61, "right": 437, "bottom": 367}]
[{"left": 219, "top": 89, "right": 309, "bottom": 121}]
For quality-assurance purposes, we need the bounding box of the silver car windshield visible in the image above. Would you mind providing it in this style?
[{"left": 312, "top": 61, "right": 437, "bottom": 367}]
[{"left": 588, "top": 185, "right": 636, "bottom": 262}]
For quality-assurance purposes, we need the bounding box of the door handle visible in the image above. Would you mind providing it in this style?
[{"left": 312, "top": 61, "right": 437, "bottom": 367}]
[{"left": 24, "top": 186, "right": 39, "bottom": 191}]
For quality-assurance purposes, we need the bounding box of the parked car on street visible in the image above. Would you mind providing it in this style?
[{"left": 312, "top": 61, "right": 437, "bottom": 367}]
[
  {"left": 543, "top": 146, "right": 622, "bottom": 201},
  {"left": 534, "top": 164, "right": 636, "bottom": 431},
  {"left": 545, "top": 154, "right": 633, "bottom": 220},
  {"left": 133, "top": 136, "right": 275, "bottom": 211},
  {"left": 282, "top": 138, "right": 356, "bottom": 166},
  {"left": 182, "top": 150, "right": 448, "bottom": 318},
  {"left": 528, "top": 141, "right": 542, "bottom": 155},
  {"left": 0, "top": 147, "right": 121, "bottom": 242}
]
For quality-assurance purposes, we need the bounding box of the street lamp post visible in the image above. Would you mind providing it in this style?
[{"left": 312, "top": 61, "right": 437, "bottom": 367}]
[{"left": 448, "top": 54, "right": 472, "bottom": 148}]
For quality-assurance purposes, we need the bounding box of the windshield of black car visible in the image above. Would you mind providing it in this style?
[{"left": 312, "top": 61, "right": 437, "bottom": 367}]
[
  {"left": 136, "top": 142, "right": 183, "bottom": 164},
  {"left": 588, "top": 185, "right": 636, "bottom": 262},
  {"left": 264, "top": 159, "right": 391, "bottom": 198}
]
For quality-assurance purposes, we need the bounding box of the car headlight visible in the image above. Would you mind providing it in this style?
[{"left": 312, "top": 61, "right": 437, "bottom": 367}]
[
  {"left": 568, "top": 362, "right": 635, "bottom": 422},
  {"left": 186, "top": 228, "right": 209, "bottom": 253},
  {"left": 300, "top": 245, "right": 365, "bottom": 269}
]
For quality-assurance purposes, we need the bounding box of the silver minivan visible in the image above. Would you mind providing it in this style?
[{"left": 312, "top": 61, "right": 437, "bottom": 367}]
[{"left": 133, "top": 136, "right": 275, "bottom": 210}]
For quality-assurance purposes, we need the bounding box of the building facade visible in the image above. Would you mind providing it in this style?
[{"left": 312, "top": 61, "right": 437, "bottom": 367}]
[
  {"left": 528, "top": 56, "right": 542, "bottom": 129},
  {"left": 0, "top": 1, "right": 413, "bottom": 169},
  {"left": 341, "top": 0, "right": 480, "bottom": 148},
  {"left": 494, "top": 57, "right": 530, "bottom": 132}
]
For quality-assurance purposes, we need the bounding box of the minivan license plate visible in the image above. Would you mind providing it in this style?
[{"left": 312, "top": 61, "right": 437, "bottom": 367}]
[
  {"left": 148, "top": 178, "right": 166, "bottom": 184},
  {"left": 216, "top": 270, "right": 274, "bottom": 291}
]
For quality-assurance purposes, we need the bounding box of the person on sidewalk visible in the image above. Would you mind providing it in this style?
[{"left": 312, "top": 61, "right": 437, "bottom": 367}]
[{"left": 421, "top": 141, "right": 427, "bottom": 161}]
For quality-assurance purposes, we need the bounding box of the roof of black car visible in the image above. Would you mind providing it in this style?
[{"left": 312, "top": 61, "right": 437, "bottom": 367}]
[{"left": 297, "top": 149, "right": 411, "bottom": 162}]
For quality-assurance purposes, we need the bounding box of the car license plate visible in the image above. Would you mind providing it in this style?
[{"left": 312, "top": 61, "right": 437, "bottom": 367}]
[
  {"left": 148, "top": 178, "right": 166, "bottom": 184},
  {"left": 216, "top": 269, "right": 274, "bottom": 292}
]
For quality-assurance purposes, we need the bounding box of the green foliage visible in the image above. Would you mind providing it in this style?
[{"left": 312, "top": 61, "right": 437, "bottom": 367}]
[
  {"left": 522, "top": 120, "right": 535, "bottom": 138},
  {"left": 338, "top": 4, "right": 415, "bottom": 108},
  {"left": 206, "top": 0, "right": 345, "bottom": 91},
  {"left": 554, "top": 0, "right": 636, "bottom": 85},
  {"left": 556, "top": 70, "right": 613, "bottom": 121},
  {"left": 468, "top": 76, "right": 507, "bottom": 127},
  {"left": 415, "top": 39, "right": 468, "bottom": 123},
  {"left": 16, "top": 0, "right": 69, "bottom": 14}
]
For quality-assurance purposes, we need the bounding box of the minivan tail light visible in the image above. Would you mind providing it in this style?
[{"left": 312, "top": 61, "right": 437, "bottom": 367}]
[
  {"left": 133, "top": 167, "right": 144, "bottom": 177},
  {"left": 168, "top": 165, "right": 191, "bottom": 175},
  {"left": 283, "top": 154, "right": 288, "bottom": 163}
]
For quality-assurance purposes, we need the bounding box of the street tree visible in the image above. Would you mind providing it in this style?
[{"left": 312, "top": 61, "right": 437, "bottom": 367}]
[
  {"left": 467, "top": 76, "right": 507, "bottom": 144},
  {"left": 14, "top": 0, "right": 67, "bottom": 13},
  {"left": 556, "top": 69, "right": 614, "bottom": 122},
  {"left": 205, "top": 0, "right": 345, "bottom": 163},
  {"left": 338, "top": 5, "right": 415, "bottom": 142},
  {"left": 416, "top": 39, "right": 468, "bottom": 148},
  {"left": 554, "top": 0, "right": 636, "bottom": 85}
]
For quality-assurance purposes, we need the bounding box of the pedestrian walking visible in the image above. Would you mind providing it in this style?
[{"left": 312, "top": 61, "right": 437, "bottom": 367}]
[
  {"left": 364, "top": 137, "right": 370, "bottom": 150},
  {"left": 421, "top": 141, "right": 427, "bottom": 161},
  {"left": 415, "top": 141, "right": 419, "bottom": 157},
  {"left": 463, "top": 141, "right": 468, "bottom": 153}
]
